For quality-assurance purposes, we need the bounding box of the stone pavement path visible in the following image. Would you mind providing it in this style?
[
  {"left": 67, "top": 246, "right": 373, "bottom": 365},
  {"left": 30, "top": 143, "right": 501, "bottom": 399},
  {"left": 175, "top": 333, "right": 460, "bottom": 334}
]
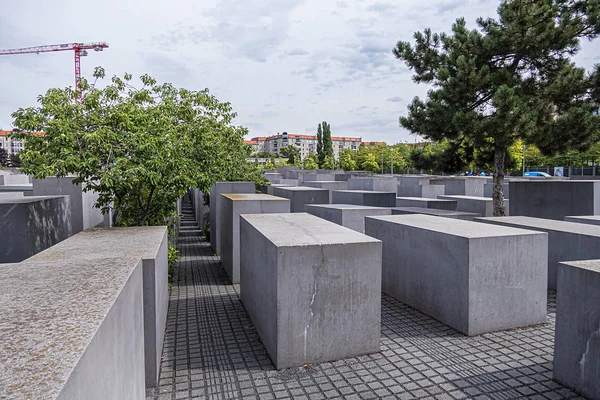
[{"left": 146, "top": 198, "right": 583, "bottom": 400}]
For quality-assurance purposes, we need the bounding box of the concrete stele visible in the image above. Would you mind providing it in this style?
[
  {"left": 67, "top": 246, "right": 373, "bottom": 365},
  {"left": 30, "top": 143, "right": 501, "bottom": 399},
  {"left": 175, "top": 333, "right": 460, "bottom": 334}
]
[
  {"left": 365, "top": 214, "right": 548, "bottom": 336},
  {"left": 476, "top": 216, "right": 600, "bottom": 289},
  {"left": 305, "top": 204, "right": 392, "bottom": 233},
  {"left": 219, "top": 193, "right": 291, "bottom": 283},
  {"left": 240, "top": 213, "right": 382, "bottom": 369}
]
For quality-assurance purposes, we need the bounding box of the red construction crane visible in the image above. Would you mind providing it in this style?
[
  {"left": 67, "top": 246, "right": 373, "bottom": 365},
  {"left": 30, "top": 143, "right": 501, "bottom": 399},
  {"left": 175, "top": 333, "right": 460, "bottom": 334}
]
[{"left": 0, "top": 42, "right": 109, "bottom": 93}]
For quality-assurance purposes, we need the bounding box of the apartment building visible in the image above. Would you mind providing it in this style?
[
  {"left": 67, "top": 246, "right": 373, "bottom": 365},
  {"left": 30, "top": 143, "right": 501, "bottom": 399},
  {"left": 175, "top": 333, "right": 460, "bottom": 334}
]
[
  {"left": 0, "top": 131, "right": 24, "bottom": 155},
  {"left": 245, "top": 132, "right": 375, "bottom": 161}
]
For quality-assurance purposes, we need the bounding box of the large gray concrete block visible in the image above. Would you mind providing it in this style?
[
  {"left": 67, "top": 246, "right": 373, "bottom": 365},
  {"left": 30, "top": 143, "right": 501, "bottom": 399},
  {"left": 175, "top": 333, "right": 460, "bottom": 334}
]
[
  {"left": 553, "top": 260, "right": 600, "bottom": 400},
  {"left": 395, "top": 197, "right": 457, "bottom": 210},
  {"left": 305, "top": 204, "right": 391, "bottom": 233},
  {"left": 265, "top": 184, "right": 293, "bottom": 195},
  {"left": 277, "top": 166, "right": 300, "bottom": 175},
  {"left": 0, "top": 171, "right": 30, "bottom": 185},
  {"left": 347, "top": 177, "right": 397, "bottom": 192},
  {"left": 272, "top": 186, "right": 329, "bottom": 212},
  {"left": 430, "top": 177, "right": 487, "bottom": 196},
  {"left": 0, "top": 196, "right": 72, "bottom": 263},
  {"left": 365, "top": 214, "right": 548, "bottom": 335},
  {"left": 303, "top": 173, "right": 336, "bottom": 182},
  {"left": 209, "top": 182, "right": 256, "bottom": 255},
  {"left": 220, "top": 194, "right": 290, "bottom": 283},
  {"left": 438, "top": 195, "right": 509, "bottom": 217},
  {"left": 264, "top": 173, "right": 284, "bottom": 183},
  {"left": 509, "top": 180, "right": 600, "bottom": 220},
  {"left": 303, "top": 181, "right": 349, "bottom": 202},
  {"left": 397, "top": 175, "right": 436, "bottom": 186},
  {"left": 332, "top": 190, "right": 396, "bottom": 207},
  {"left": 28, "top": 226, "right": 169, "bottom": 388},
  {"left": 272, "top": 178, "right": 299, "bottom": 185},
  {"left": 475, "top": 216, "right": 600, "bottom": 290},
  {"left": 0, "top": 184, "right": 33, "bottom": 196},
  {"left": 192, "top": 189, "right": 209, "bottom": 229},
  {"left": 239, "top": 213, "right": 382, "bottom": 369},
  {"left": 484, "top": 182, "right": 509, "bottom": 198},
  {"left": 564, "top": 215, "right": 600, "bottom": 226},
  {"left": 391, "top": 207, "right": 481, "bottom": 220},
  {"left": 33, "top": 177, "right": 103, "bottom": 234},
  {"left": 396, "top": 184, "right": 445, "bottom": 198},
  {"left": 0, "top": 257, "right": 146, "bottom": 399}
]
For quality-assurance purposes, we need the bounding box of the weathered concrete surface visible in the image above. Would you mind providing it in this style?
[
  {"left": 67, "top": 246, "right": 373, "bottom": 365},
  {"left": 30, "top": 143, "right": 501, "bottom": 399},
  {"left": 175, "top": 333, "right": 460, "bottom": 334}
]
[
  {"left": 430, "top": 177, "right": 488, "bottom": 196},
  {"left": 305, "top": 204, "right": 391, "bottom": 233},
  {"left": 509, "top": 180, "right": 600, "bottom": 220},
  {"left": 266, "top": 184, "right": 294, "bottom": 195},
  {"left": 272, "top": 178, "right": 299, "bottom": 186},
  {"left": 554, "top": 260, "right": 600, "bottom": 400},
  {"left": 396, "top": 175, "right": 436, "bottom": 186},
  {"left": 395, "top": 196, "right": 457, "bottom": 210},
  {"left": 365, "top": 214, "right": 548, "bottom": 336},
  {"left": 391, "top": 207, "right": 481, "bottom": 220},
  {"left": 303, "top": 181, "right": 349, "bottom": 202},
  {"left": 0, "top": 171, "right": 30, "bottom": 185},
  {"left": 0, "top": 257, "right": 146, "bottom": 400},
  {"left": 303, "top": 173, "right": 336, "bottom": 182},
  {"left": 28, "top": 226, "right": 169, "bottom": 389},
  {"left": 0, "top": 184, "right": 33, "bottom": 196},
  {"left": 332, "top": 190, "right": 396, "bottom": 207},
  {"left": 240, "top": 213, "right": 382, "bottom": 369},
  {"left": 396, "top": 184, "right": 445, "bottom": 198},
  {"left": 264, "top": 173, "right": 284, "bottom": 183},
  {"left": 220, "top": 194, "right": 290, "bottom": 283},
  {"left": 277, "top": 166, "right": 300, "bottom": 175},
  {"left": 476, "top": 216, "right": 600, "bottom": 290},
  {"left": 0, "top": 196, "right": 72, "bottom": 263},
  {"left": 209, "top": 182, "right": 256, "bottom": 254},
  {"left": 438, "top": 195, "right": 510, "bottom": 217},
  {"left": 484, "top": 182, "right": 509, "bottom": 198},
  {"left": 347, "top": 177, "right": 397, "bottom": 192},
  {"left": 32, "top": 177, "right": 103, "bottom": 234},
  {"left": 272, "top": 186, "right": 329, "bottom": 212},
  {"left": 564, "top": 215, "right": 600, "bottom": 226}
]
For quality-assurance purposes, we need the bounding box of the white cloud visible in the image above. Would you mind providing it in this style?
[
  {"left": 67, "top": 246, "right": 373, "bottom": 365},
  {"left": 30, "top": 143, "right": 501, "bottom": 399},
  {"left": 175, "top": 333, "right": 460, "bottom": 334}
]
[{"left": 0, "top": 0, "right": 598, "bottom": 145}]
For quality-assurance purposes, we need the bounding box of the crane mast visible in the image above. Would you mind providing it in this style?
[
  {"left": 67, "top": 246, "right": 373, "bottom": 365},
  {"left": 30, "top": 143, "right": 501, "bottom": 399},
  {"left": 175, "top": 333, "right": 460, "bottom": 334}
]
[{"left": 0, "top": 42, "right": 109, "bottom": 94}]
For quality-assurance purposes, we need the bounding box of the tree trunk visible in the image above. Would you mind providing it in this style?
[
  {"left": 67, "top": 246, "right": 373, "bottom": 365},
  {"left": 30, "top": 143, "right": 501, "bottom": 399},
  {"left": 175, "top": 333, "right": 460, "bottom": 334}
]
[{"left": 493, "top": 147, "right": 506, "bottom": 216}]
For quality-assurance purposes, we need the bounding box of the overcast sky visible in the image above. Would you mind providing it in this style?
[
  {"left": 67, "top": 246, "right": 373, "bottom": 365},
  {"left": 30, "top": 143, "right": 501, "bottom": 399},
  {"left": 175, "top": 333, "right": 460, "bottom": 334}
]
[{"left": 1, "top": 0, "right": 599, "bottom": 144}]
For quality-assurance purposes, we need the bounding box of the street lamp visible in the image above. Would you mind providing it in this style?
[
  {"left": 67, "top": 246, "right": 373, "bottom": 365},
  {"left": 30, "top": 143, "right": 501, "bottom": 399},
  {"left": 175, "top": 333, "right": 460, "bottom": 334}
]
[{"left": 522, "top": 145, "right": 527, "bottom": 176}]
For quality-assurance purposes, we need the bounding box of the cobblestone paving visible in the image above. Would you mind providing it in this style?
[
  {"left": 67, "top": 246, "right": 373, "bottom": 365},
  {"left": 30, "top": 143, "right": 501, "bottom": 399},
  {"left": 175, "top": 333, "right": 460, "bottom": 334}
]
[{"left": 146, "top": 200, "right": 584, "bottom": 400}]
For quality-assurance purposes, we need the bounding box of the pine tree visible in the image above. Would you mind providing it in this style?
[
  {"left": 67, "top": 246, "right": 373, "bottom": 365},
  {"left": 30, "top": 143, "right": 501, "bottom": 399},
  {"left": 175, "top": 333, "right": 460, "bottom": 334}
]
[
  {"left": 322, "top": 121, "right": 334, "bottom": 162},
  {"left": 394, "top": 0, "right": 600, "bottom": 216}
]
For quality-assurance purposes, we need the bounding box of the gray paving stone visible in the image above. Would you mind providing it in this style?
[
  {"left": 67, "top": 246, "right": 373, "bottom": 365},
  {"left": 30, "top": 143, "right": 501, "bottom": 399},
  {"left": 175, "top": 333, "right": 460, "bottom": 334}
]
[{"left": 146, "top": 195, "right": 581, "bottom": 400}]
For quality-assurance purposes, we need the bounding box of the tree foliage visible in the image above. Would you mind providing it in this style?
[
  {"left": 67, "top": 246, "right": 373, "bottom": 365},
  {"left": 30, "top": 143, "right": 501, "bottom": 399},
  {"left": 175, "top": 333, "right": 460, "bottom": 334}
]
[
  {"left": 12, "top": 67, "right": 264, "bottom": 227},
  {"left": 279, "top": 145, "right": 300, "bottom": 166},
  {"left": 0, "top": 147, "right": 8, "bottom": 168},
  {"left": 316, "top": 124, "right": 324, "bottom": 167},
  {"left": 303, "top": 154, "right": 319, "bottom": 169},
  {"left": 340, "top": 148, "right": 358, "bottom": 171},
  {"left": 361, "top": 153, "right": 380, "bottom": 172},
  {"left": 394, "top": 0, "right": 600, "bottom": 215}
]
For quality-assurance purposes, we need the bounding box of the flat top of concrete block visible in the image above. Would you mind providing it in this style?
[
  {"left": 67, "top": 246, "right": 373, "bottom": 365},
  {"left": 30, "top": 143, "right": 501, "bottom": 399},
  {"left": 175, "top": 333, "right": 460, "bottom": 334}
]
[
  {"left": 391, "top": 207, "right": 480, "bottom": 216},
  {"left": 27, "top": 226, "right": 168, "bottom": 262},
  {"left": 565, "top": 215, "right": 600, "bottom": 221},
  {"left": 335, "top": 190, "right": 395, "bottom": 194},
  {"left": 275, "top": 186, "right": 328, "bottom": 192},
  {"left": 0, "top": 256, "right": 142, "bottom": 399},
  {"left": 0, "top": 195, "right": 67, "bottom": 204},
  {"left": 439, "top": 195, "right": 494, "bottom": 201},
  {"left": 396, "top": 196, "right": 456, "bottom": 202},
  {"left": 368, "top": 214, "right": 544, "bottom": 238},
  {"left": 306, "top": 204, "right": 390, "bottom": 210},
  {"left": 303, "top": 181, "right": 341, "bottom": 184},
  {"left": 0, "top": 184, "right": 33, "bottom": 190},
  {"left": 476, "top": 216, "right": 600, "bottom": 235},
  {"left": 270, "top": 184, "right": 293, "bottom": 187},
  {"left": 559, "top": 259, "right": 600, "bottom": 273},
  {"left": 241, "top": 212, "right": 381, "bottom": 246},
  {"left": 222, "top": 193, "right": 286, "bottom": 201}
]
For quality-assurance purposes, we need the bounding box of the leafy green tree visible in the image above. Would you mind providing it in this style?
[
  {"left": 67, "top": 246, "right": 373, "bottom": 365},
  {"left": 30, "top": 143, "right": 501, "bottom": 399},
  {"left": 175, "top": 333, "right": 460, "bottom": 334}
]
[
  {"left": 394, "top": 0, "right": 600, "bottom": 216},
  {"left": 279, "top": 145, "right": 301, "bottom": 166},
  {"left": 303, "top": 154, "right": 318, "bottom": 170},
  {"left": 12, "top": 67, "right": 261, "bottom": 227},
  {"left": 361, "top": 153, "right": 380, "bottom": 172},
  {"left": 316, "top": 123, "right": 324, "bottom": 167},
  {"left": 340, "top": 148, "right": 357, "bottom": 171},
  {"left": 323, "top": 155, "right": 336, "bottom": 170},
  {"left": 322, "top": 121, "right": 333, "bottom": 160},
  {"left": 0, "top": 147, "right": 8, "bottom": 167}
]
